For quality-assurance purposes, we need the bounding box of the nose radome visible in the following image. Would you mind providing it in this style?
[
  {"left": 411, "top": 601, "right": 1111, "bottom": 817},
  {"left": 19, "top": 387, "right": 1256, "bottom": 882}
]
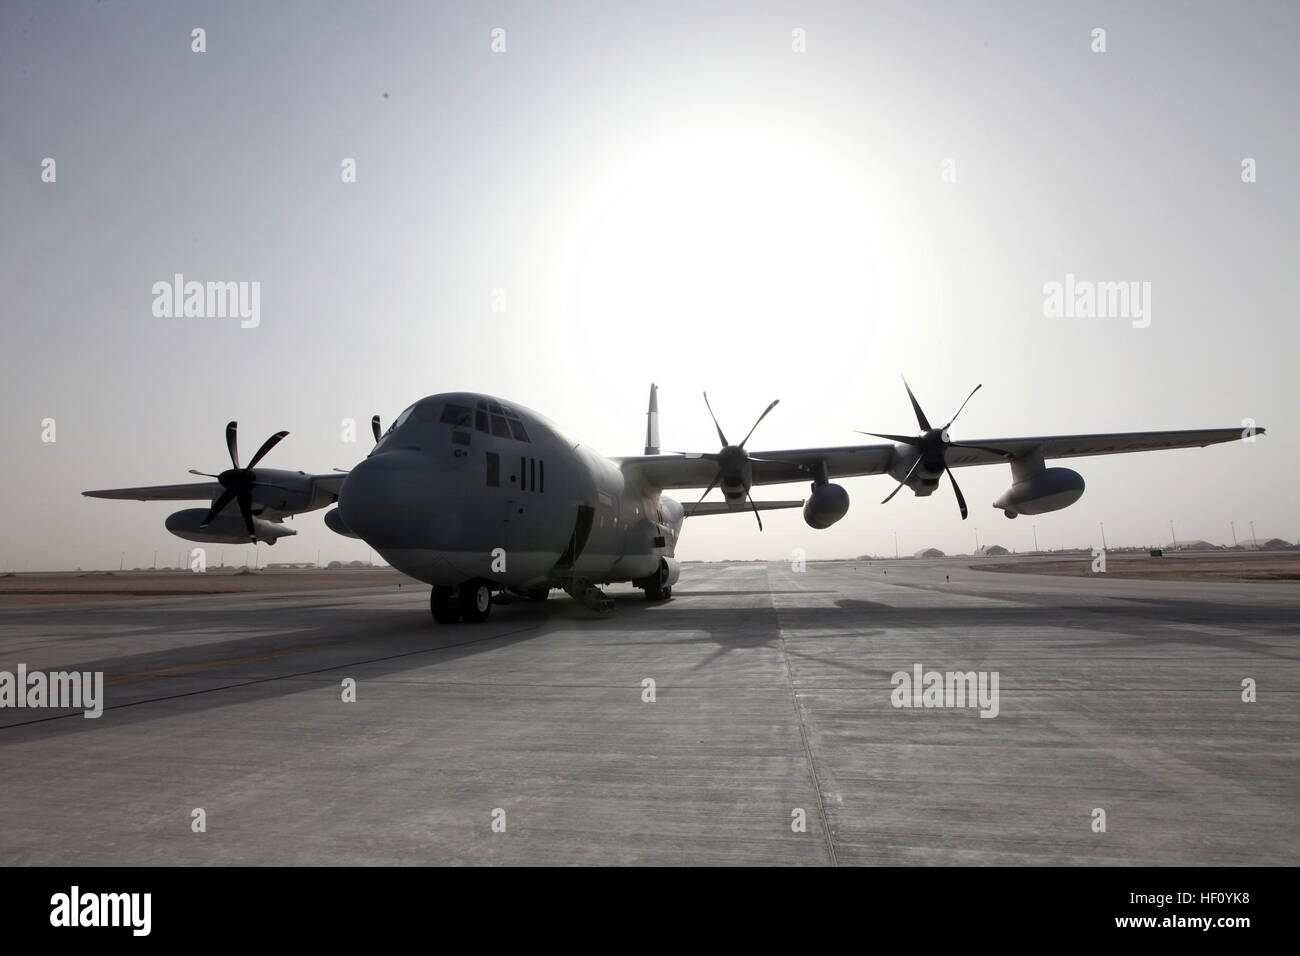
[{"left": 339, "top": 451, "right": 431, "bottom": 548}]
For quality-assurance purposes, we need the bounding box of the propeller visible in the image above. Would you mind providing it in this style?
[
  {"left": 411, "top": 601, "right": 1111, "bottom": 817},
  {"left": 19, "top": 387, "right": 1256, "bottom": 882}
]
[
  {"left": 192, "top": 421, "right": 290, "bottom": 540},
  {"left": 371, "top": 415, "right": 382, "bottom": 443},
  {"left": 858, "top": 378, "right": 1012, "bottom": 520},
  {"left": 685, "top": 392, "right": 781, "bottom": 530}
]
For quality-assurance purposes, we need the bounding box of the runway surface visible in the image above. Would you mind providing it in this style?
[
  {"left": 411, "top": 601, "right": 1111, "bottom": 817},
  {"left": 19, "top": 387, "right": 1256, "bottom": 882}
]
[{"left": 1, "top": 558, "right": 1296, "bottom": 865}]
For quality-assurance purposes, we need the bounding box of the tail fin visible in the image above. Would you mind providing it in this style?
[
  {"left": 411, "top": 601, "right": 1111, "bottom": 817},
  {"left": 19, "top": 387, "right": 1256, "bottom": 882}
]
[{"left": 644, "top": 383, "right": 660, "bottom": 455}]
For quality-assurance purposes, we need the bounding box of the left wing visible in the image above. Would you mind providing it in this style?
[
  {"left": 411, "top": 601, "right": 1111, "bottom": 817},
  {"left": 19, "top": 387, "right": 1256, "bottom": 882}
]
[
  {"left": 619, "top": 428, "right": 1260, "bottom": 491},
  {"left": 619, "top": 444, "right": 896, "bottom": 491}
]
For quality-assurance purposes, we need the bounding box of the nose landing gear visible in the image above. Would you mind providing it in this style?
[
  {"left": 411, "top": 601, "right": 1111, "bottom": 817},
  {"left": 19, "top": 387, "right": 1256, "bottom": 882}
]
[{"left": 430, "top": 579, "right": 494, "bottom": 624}]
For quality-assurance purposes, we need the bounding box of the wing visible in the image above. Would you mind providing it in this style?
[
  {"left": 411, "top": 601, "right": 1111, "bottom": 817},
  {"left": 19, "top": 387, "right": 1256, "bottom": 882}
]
[
  {"left": 83, "top": 473, "right": 347, "bottom": 505},
  {"left": 945, "top": 427, "right": 1263, "bottom": 468},
  {"left": 619, "top": 427, "right": 1261, "bottom": 491},
  {"left": 684, "top": 499, "right": 804, "bottom": 517},
  {"left": 83, "top": 481, "right": 224, "bottom": 501},
  {"left": 618, "top": 444, "right": 896, "bottom": 490}
]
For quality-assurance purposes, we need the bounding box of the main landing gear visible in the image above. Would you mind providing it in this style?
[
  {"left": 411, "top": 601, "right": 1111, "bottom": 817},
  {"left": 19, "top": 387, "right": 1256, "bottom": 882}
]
[{"left": 430, "top": 579, "right": 494, "bottom": 624}]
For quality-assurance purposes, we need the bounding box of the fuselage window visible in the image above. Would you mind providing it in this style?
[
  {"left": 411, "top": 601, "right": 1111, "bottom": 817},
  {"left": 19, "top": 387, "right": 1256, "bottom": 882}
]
[
  {"left": 490, "top": 415, "right": 511, "bottom": 438},
  {"left": 486, "top": 452, "right": 499, "bottom": 487},
  {"left": 441, "top": 404, "right": 473, "bottom": 427}
]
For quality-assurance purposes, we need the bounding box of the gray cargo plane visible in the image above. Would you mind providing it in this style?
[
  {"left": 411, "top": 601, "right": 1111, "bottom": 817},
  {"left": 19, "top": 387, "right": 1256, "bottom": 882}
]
[{"left": 84, "top": 381, "right": 1264, "bottom": 622}]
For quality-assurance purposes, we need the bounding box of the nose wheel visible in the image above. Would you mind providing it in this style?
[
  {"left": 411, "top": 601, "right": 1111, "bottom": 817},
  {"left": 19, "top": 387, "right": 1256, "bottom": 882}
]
[
  {"left": 430, "top": 586, "right": 459, "bottom": 623},
  {"left": 430, "top": 580, "right": 494, "bottom": 624}
]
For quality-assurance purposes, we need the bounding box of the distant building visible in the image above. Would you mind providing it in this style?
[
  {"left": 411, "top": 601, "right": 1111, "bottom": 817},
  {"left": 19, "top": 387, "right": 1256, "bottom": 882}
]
[
  {"left": 1166, "top": 539, "right": 1218, "bottom": 551},
  {"left": 914, "top": 547, "right": 945, "bottom": 558},
  {"left": 1244, "top": 537, "right": 1295, "bottom": 551},
  {"left": 977, "top": 544, "right": 1009, "bottom": 556}
]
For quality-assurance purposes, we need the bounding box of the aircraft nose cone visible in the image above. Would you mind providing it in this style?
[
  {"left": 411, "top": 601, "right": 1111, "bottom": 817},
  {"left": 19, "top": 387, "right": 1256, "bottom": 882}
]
[{"left": 339, "top": 452, "right": 433, "bottom": 548}]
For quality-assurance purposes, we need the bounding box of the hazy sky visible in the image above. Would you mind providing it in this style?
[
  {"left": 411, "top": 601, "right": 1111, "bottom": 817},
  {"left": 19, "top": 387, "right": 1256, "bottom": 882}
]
[{"left": 2, "top": 0, "right": 1296, "bottom": 570}]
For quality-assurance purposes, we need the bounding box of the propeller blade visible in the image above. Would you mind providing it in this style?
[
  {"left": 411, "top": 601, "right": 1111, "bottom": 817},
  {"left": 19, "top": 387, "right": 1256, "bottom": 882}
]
[
  {"left": 902, "top": 378, "right": 931, "bottom": 431},
  {"left": 943, "top": 383, "right": 982, "bottom": 430},
  {"left": 237, "top": 488, "right": 256, "bottom": 539},
  {"left": 881, "top": 456, "right": 923, "bottom": 505},
  {"left": 746, "top": 490, "right": 764, "bottom": 531},
  {"left": 371, "top": 415, "right": 381, "bottom": 443},
  {"left": 225, "top": 421, "right": 240, "bottom": 469},
  {"left": 856, "top": 431, "right": 921, "bottom": 446},
  {"left": 702, "top": 392, "right": 729, "bottom": 447},
  {"left": 738, "top": 399, "right": 779, "bottom": 449},
  {"left": 188, "top": 469, "right": 219, "bottom": 478},
  {"left": 199, "top": 487, "right": 238, "bottom": 528},
  {"left": 247, "top": 430, "right": 289, "bottom": 469},
  {"left": 946, "top": 467, "right": 969, "bottom": 520},
  {"left": 691, "top": 471, "right": 722, "bottom": 513},
  {"left": 951, "top": 442, "right": 1015, "bottom": 458}
]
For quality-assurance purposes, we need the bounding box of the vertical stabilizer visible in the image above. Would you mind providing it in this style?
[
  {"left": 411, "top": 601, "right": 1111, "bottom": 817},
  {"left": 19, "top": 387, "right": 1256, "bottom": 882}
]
[{"left": 644, "top": 383, "right": 660, "bottom": 455}]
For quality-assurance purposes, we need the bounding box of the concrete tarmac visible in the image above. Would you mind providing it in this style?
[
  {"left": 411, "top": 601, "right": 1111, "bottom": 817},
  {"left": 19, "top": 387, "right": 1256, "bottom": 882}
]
[{"left": 1, "top": 558, "right": 1295, "bottom": 865}]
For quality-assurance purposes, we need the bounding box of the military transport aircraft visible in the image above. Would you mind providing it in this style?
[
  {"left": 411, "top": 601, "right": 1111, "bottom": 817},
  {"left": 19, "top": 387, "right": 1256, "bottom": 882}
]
[{"left": 84, "top": 381, "right": 1264, "bottom": 622}]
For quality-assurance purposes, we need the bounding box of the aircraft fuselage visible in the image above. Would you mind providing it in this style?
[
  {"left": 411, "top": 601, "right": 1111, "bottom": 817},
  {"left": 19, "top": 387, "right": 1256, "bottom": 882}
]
[{"left": 337, "top": 393, "right": 683, "bottom": 594}]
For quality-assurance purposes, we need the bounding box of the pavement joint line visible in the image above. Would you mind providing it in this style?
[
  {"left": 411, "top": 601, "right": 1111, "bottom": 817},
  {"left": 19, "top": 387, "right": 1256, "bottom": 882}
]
[
  {"left": 771, "top": 566, "right": 839, "bottom": 866},
  {"left": 0, "top": 623, "right": 544, "bottom": 732}
]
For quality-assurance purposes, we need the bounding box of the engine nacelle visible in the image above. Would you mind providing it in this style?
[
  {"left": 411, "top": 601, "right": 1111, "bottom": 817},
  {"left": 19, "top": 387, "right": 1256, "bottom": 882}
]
[
  {"left": 324, "top": 507, "right": 361, "bottom": 539},
  {"left": 165, "top": 508, "right": 297, "bottom": 545},
  {"left": 994, "top": 468, "right": 1084, "bottom": 517},
  {"left": 803, "top": 482, "right": 850, "bottom": 529}
]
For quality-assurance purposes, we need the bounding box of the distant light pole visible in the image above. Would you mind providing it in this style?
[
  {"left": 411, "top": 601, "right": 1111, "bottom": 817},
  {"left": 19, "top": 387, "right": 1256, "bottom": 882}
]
[
  {"left": 1230, "top": 521, "right": 1238, "bottom": 547},
  {"left": 1250, "top": 521, "right": 1257, "bottom": 550},
  {"left": 1032, "top": 525, "right": 1039, "bottom": 552},
  {"left": 974, "top": 528, "right": 980, "bottom": 554},
  {"left": 1169, "top": 520, "right": 1177, "bottom": 550},
  {"left": 1100, "top": 522, "right": 1107, "bottom": 550},
  {"left": 894, "top": 531, "right": 899, "bottom": 560},
  {"left": 153, "top": 550, "right": 157, "bottom": 570}
]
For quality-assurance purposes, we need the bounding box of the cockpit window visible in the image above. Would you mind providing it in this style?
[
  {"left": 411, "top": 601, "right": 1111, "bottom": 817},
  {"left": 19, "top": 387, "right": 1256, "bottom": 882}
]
[
  {"left": 412, "top": 400, "right": 443, "bottom": 422},
  {"left": 475, "top": 410, "right": 489, "bottom": 433},
  {"left": 391, "top": 406, "right": 415, "bottom": 432},
  {"left": 440, "top": 404, "right": 474, "bottom": 427},
  {"left": 508, "top": 419, "right": 530, "bottom": 442},
  {"left": 490, "top": 414, "right": 511, "bottom": 438}
]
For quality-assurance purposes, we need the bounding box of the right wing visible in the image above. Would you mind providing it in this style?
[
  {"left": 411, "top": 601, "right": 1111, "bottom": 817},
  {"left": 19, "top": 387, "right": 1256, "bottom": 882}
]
[{"left": 83, "top": 482, "right": 223, "bottom": 501}]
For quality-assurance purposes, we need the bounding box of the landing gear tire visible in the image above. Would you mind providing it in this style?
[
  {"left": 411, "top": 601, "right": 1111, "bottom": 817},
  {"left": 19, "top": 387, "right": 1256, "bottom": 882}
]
[
  {"left": 458, "top": 579, "right": 494, "bottom": 623},
  {"left": 431, "top": 586, "right": 459, "bottom": 623},
  {"left": 643, "top": 561, "right": 672, "bottom": 601}
]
